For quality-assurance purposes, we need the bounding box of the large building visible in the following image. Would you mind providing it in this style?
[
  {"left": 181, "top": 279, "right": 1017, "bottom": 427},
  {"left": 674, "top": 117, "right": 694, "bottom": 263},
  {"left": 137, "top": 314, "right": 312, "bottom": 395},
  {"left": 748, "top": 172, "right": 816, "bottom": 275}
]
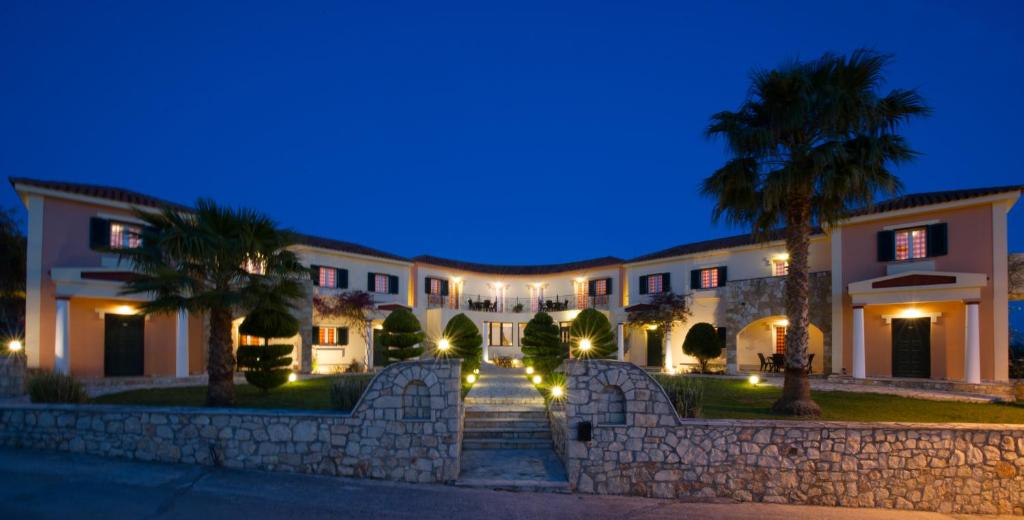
[{"left": 10, "top": 178, "right": 1021, "bottom": 383}]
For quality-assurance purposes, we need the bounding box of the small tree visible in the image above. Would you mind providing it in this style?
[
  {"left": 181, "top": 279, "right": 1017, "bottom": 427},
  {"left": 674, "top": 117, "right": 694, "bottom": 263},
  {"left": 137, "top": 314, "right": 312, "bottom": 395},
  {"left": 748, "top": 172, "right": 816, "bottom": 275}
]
[
  {"left": 236, "top": 306, "right": 299, "bottom": 392},
  {"left": 569, "top": 308, "right": 616, "bottom": 359},
  {"left": 440, "top": 313, "right": 482, "bottom": 375},
  {"left": 521, "top": 312, "right": 564, "bottom": 376},
  {"left": 682, "top": 322, "right": 723, "bottom": 374},
  {"left": 380, "top": 308, "right": 425, "bottom": 364}
]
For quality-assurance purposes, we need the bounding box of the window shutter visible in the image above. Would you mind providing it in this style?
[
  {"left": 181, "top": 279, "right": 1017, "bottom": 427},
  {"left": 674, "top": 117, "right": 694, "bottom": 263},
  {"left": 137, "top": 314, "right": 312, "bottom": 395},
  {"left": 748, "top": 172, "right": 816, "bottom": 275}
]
[
  {"left": 716, "top": 326, "right": 727, "bottom": 347},
  {"left": 338, "top": 268, "right": 348, "bottom": 289},
  {"left": 639, "top": 275, "right": 649, "bottom": 295},
  {"left": 717, "top": 266, "right": 728, "bottom": 286},
  {"left": 388, "top": 275, "right": 399, "bottom": 294},
  {"left": 663, "top": 273, "right": 671, "bottom": 291},
  {"left": 605, "top": 277, "right": 613, "bottom": 295},
  {"left": 587, "top": 280, "right": 596, "bottom": 295},
  {"left": 310, "top": 265, "right": 320, "bottom": 286},
  {"left": 424, "top": 277, "right": 432, "bottom": 294},
  {"left": 927, "top": 223, "right": 948, "bottom": 257},
  {"left": 440, "top": 280, "right": 449, "bottom": 296},
  {"left": 691, "top": 270, "right": 701, "bottom": 290},
  {"left": 312, "top": 326, "right": 320, "bottom": 345},
  {"left": 367, "top": 273, "right": 375, "bottom": 291},
  {"left": 339, "top": 327, "right": 349, "bottom": 346},
  {"left": 877, "top": 230, "right": 896, "bottom": 262},
  {"left": 89, "top": 217, "right": 111, "bottom": 250}
]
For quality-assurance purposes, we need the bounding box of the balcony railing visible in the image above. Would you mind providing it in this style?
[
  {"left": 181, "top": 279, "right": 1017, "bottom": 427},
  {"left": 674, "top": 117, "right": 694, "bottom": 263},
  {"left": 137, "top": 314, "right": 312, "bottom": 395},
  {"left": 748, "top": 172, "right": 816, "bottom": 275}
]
[{"left": 434, "top": 294, "right": 612, "bottom": 313}]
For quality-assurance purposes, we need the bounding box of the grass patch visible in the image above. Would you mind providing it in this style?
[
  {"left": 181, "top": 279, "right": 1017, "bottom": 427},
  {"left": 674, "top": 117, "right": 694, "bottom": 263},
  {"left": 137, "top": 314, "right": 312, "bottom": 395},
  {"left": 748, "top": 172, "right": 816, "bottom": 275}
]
[
  {"left": 659, "top": 377, "right": 1024, "bottom": 424},
  {"left": 94, "top": 376, "right": 356, "bottom": 411}
]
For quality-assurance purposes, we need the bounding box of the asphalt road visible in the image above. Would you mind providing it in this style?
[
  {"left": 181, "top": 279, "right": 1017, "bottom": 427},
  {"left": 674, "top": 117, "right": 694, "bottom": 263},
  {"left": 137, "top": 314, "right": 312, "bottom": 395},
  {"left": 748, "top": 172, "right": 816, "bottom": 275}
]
[{"left": 0, "top": 448, "right": 1006, "bottom": 519}]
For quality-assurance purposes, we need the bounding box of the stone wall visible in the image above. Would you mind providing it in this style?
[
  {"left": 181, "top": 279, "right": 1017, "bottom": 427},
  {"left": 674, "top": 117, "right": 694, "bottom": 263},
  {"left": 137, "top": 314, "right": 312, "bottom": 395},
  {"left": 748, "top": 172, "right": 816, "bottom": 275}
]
[
  {"left": 0, "top": 359, "right": 463, "bottom": 484},
  {"left": 0, "top": 354, "right": 26, "bottom": 398},
  {"left": 555, "top": 359, "right": 1024, "bottom": 514}
]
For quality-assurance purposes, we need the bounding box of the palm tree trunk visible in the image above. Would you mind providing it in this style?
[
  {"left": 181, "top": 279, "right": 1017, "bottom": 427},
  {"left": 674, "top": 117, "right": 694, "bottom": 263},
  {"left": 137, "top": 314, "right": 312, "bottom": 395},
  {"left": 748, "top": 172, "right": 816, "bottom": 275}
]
[
  {"left": 207, "top": 306, "right": 236, "bottom": 406},
  {"left": 771, "top": 197, "right": 822, "bottom": 417}
]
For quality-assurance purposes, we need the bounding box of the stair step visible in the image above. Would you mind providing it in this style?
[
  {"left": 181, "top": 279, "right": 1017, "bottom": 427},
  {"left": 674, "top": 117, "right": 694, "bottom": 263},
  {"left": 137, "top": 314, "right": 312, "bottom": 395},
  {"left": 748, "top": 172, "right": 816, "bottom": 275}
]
[
  {"left": 464, "top": 419, "right": 550, "bottom": 430},
  {"left": 453, "top": 478, "right": 570, "bottom": 494},
  {"left": 462, "top": 439, "right": 554, "bottom": 450},
  {"left": 463, "top": 428, "right": 552, "bottom": 440},
  {"left": 465, "top": 408, "right": 548, "bottom": 421}
]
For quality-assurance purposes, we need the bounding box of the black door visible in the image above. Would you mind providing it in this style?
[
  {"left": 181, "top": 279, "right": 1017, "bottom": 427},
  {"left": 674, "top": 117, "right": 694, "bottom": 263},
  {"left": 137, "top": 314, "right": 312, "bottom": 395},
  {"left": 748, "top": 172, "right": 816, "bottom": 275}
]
[
  {"left": 646, "top": 329, "right": 664, "bottom": 367},
  {"left": 892, "top": 317, "right": 930, "bottom": 378},
  {"left": 373, "top": 328, "right": 386, "bottom": 367},
  {"left": 104, "top": 314, "right": 144, "bottom": 377}
]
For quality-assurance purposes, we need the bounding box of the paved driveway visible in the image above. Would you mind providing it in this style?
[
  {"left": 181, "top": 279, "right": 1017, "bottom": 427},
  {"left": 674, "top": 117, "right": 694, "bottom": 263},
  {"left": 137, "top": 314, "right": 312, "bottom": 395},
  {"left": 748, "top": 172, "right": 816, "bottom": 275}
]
[{"left": 0, "top": 448, "right": 1008, "bottom": 519}]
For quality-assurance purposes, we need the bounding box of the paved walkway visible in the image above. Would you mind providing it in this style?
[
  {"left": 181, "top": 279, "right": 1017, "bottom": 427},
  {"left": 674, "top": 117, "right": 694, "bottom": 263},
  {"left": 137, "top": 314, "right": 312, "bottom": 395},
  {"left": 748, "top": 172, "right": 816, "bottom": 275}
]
[
  {"left": 0, "top": 448, "right": 1003, "bottom": 519},
  {"left": 464, "top": 363, "right": 546, "bottom": 406}
]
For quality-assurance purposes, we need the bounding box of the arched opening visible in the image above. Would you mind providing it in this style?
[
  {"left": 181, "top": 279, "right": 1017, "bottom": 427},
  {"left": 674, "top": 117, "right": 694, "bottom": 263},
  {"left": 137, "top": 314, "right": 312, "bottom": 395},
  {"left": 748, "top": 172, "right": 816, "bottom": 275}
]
[
  {"left": 736, "top": 315, "right": 824, "bottom": 373},
  {"left": 600, "top": 385, "right": 626, "bottom": 425},
  {"left": 402, "top": 380, "right": 431, "bottom": 420}
]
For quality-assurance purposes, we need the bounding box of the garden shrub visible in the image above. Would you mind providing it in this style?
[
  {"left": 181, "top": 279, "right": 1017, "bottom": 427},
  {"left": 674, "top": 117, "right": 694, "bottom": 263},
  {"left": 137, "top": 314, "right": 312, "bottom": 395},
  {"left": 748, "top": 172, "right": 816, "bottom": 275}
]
[
  {"left": 346, "top": 360, "right": 365, "bottom": 373},
  {"left": 682, "top": 322, "right": 723, "bottom": 373},
  {"left": 28, "top": 371, "right": 87, "bottom": 404},
  {"left": 380, "top": 309, "right": 425, "bottom": 364},
  {"left": 329, "top": 375, "right": 374, "bottom": 412},
  {"left": 569, "top": 308, "right": 616, "bottom": 358},
  {"left": 654, "top": 375, "right": 704, "bottom": 418},
  {"left": 521, "top": 312, "right": 565, "bottom": 376},
  {"left": 236, "top": 306, "right": 298, "bottom": 392},
  {"left": 441, "top": 313, "right": 482, "bottom": 375}
]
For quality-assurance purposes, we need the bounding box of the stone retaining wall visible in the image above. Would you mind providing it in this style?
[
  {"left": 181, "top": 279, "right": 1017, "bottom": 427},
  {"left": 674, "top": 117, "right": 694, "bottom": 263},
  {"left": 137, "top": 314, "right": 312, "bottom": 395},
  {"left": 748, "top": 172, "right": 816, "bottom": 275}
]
[
  {"left": 555, "top": 359, "right": 1024, "bottom": 514},
  {"left": 0, "top": 354, "right": 26, "bottom": 398},
  {"left": 0, "top": 359, "right": 463, "bottom": 484}
]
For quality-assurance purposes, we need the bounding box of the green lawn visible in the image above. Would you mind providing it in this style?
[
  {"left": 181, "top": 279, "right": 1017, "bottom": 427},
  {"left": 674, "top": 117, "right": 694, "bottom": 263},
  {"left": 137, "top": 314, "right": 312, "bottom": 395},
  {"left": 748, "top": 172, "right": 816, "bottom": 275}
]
[{"left": 93, "top": 376, "right": 347, "bottom": 411}]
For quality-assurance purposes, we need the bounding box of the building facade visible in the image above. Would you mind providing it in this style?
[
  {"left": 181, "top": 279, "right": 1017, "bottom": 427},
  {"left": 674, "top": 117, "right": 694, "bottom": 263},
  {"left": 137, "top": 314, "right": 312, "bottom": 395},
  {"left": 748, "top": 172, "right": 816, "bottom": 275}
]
[{"left": 10, "top": 178, "right": 1020, "bottom": 383}]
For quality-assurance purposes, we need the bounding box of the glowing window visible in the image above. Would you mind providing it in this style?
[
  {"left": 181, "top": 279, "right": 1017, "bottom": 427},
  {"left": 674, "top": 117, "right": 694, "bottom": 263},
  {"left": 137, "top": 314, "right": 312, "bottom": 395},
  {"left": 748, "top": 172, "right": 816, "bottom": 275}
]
[
  {"left": 895, "top": 227, "right": 927, "bottom": 261},
  {"left": 109, "top": 222, "right": 142, "bottom": 249},
  {"left": 775, "top": 326, "right": 787, "bottom": 354},
  {"left": 239, "top": 334, "right": 261, "bottom": 346},
  {"left": 772, "top": 260, "right": 788, "bottom": 277},
  {"left": 319, "top": 267, "right": 337, "bottom": 288},
  {"left": 318, "top": 327, "right": 336, "bottom": 345},
  {"left": 700, "top": 268, "right": 719, "bottom": 289},
  {"left": 647, "top": 274, "right": 664, "bottom": 294}
]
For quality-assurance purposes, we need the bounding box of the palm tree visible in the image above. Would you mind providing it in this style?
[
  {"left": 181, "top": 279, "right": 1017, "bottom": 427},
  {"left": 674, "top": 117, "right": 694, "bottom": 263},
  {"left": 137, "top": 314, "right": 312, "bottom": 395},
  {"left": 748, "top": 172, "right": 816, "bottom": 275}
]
[
  {"left": 119, "top": 199, "right": 307, "bottom": 406},
  {"left": 701, "top": 50, "right": 929, "bottom": 416}
]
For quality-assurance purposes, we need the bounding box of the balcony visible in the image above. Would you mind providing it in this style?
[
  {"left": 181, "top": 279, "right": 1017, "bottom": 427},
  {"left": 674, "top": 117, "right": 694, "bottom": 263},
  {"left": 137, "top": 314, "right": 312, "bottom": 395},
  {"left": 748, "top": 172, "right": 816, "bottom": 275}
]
[{"left": 442, "top": 294, "right": 612, "bottom": 313}]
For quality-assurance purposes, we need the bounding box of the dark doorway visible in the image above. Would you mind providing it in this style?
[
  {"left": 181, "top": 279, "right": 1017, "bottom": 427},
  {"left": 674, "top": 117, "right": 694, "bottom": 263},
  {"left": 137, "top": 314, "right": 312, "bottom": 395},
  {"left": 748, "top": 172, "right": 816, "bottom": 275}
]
[
  {"left": 104, "top": 314, "right": 144, "bottom": 377},
  {"left": 372, "top": 328, "right": 386, "bottom": 367},
  {"left": 892, "top": 317, "right": 930, "bottom": 378},
  {"left": 646, "top": 329, "right": 664, "bottom": 368}
]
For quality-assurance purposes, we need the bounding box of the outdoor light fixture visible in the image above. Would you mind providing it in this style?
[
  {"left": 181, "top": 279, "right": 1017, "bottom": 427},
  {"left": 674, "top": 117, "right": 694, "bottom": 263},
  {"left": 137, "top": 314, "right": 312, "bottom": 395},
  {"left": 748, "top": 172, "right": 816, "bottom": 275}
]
[
  {"left": 578, "top": 339, "right": 592, "bottom": 352},
  {"left": 466, "top": 374, "right": 477, "bottom": 384},
  {"left": 7, "top": 340, "right": 22, "bottom": 352},
  {"left": 437, "top": 338, "right": 451, "bottom": 352},
  {"left": 748, "top": 374, "right": 760, "bottom": 386},
  {"left": 288, "top": 373, "right": 297, "bottom": 383},
  {"left": 473, "top": 368, "right": 479, "bottom": 374},
  {"left": 550, "top": 385, "right": 564, "bottom": 398},
  {"left": 532, "top": 375, "right": 542, "bottom": 385},
  {"left": 525, "top": 366, "right": 534, "bottom": 375}
]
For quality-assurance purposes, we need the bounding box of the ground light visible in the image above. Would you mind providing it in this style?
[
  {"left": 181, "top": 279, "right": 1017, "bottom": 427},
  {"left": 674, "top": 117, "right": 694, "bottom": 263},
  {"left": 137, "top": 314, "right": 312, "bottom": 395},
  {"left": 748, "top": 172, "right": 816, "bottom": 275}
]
[
  {"left": 8, "top": 340, "right": 22, "bottom": 352},
  {"left": 437, "top": 338, "right": 450, "bottom": 352},
  {"left": 525, "top": 366, "right": 534, "bottom": 375},
  {"left": 578, "top": 338, "right": 592, "bottom": 353},
  {"left": 748, "top": 374, "right": 760, "bottom": 386},
  {"left": 532, "top": 375, "right": 542, "bottom": 385},
  {"left": 473, "top": 368, "right": 479, "bottom": 374},
  {"left": 466, "top": 374, "right": 477, "bottom": 384},
  {"left": 549, "top": 385, "right": 564, "bottom": 399},
  {"left": 288, "top": 373, "right": 298, "bottom": 383}
]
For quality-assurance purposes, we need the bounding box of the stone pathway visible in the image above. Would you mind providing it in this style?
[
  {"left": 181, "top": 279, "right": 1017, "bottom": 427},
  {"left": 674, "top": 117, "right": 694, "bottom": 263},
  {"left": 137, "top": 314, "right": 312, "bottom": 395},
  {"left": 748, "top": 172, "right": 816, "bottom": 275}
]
[{"left": 457, "top": 363, "right": 569, "bottom": 492}]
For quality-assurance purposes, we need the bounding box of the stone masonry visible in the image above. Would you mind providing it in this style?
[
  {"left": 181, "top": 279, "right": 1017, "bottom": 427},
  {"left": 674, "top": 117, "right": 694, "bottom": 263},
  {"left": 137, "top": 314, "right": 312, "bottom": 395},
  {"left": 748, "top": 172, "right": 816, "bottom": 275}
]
[
  {"left": 0, "top": 354, "right": 26, "bottom": 398},
  {"left": 0, "top": 359, "right": 463, "bottom": 484},
  {"left": 553, "top": 359, "right": 1024, "bottom": 514}
]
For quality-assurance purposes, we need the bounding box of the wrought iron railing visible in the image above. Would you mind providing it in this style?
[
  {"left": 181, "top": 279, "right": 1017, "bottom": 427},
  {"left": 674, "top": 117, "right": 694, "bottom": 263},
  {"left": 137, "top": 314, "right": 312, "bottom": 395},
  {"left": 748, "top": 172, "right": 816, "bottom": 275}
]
[{"left": 451, "top": 294, "right": 613, "bottom": 313}]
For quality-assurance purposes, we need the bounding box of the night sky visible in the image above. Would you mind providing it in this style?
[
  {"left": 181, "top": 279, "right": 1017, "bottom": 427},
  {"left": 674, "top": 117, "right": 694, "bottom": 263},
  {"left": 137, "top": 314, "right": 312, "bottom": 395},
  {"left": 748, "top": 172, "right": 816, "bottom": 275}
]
[{"left": 1, "top": 1, "right": 1022, "bottom": 264}]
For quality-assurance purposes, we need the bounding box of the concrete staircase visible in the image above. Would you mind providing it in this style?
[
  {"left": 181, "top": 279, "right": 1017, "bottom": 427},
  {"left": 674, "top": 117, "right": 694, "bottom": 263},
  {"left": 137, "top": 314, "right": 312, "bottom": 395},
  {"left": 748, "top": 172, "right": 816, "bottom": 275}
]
[{"left": 463, "top": 405, "right": 552, "bottom": 450}]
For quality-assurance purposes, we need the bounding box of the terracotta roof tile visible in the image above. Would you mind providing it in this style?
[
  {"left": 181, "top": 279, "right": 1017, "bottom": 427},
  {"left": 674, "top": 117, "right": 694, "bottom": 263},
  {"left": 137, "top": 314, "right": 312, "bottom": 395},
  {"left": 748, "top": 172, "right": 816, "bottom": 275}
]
[
  {"left": 412, "top": 255, "right": 624, "bottom": 275},
  {"left": 845, "top": 185, "right": 1022, "bottom": 217}
]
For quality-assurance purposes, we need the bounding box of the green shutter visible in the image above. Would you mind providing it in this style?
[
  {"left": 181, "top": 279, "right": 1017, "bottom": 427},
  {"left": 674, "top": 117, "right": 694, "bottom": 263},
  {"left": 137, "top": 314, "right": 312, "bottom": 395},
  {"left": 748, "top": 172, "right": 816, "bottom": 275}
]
[
  {"left": 339, "top": 327, "right": 349, "bottom": 346},
  {"left": 662, "top": 273, "right": 671, "bottom": 291},
  {"left": 388, "top": 275, "right": 399, "bottom": 294},
  {"left": 639, "top": 275, "right": 649, "bottom": 295},
  {"left": 310, "top": 265, "right": 320, "bottom": 286},
  {"left": 716, "top": 266, "right": 728, "bottom": 286},
  {"left": 89, "top": 217, "right": 111, "bottom": 250},
  {"left": 368, "top": 273, "right": 375, "bottom": 291},
  {"left": 690, "top": 270, "right": 701, "bottom": 290},
  {"left": 877, "top": 230, "right": 895, "bottom": 262},
  {"left": 605, "top": 277, "right": 613, "bottom": 295},
  {"left": 338, "top": 268, "right": 348, "bottom": 289},
  {"left": 440, "top": 280, "right": 449, "bottom": 296},
  {"left": 424, "top": 277, "right": 432, "bottom": 294},
  {"left": 312, "top": 326, "right": 320, "bottom": 345},
  {"left": 927, "top": 223, "right": 948, "bottom": 257}
]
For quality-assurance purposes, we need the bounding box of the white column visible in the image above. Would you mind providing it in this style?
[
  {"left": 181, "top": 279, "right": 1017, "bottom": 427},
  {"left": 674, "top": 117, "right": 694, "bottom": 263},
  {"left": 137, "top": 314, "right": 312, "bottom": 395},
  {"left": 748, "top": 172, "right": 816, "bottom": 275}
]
[
  {"left": 54, "top": 297, "right": 70, "bottom": 375},
  {"left": 965, "top": 301, "right": 981, "bottom": 384},
  {"left": 175, "top": 308, "right": 189, "bottom": 378},
  {"left": 482, "top": 320, "right": 490, "bottom": 363},
  {"left": 852, "top": 306, "right": 865, "bottom": 379},
  {"left": 365, "top": 320, "right": 374, "bottom": 370},
  {"left": 616, "top": 323, "right": 625, "bottom": 361},
  {"left": 663, "top": 327, "right": 673, "bottom": 372}
]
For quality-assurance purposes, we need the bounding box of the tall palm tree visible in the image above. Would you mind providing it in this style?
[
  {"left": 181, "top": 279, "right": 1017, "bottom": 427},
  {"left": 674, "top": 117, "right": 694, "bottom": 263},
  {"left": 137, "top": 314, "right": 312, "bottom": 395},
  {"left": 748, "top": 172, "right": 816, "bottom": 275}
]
[
  {"left": 701, "top": 50, "right": 929, "bottom": 416},
  {"left": 120, "top": 199, "right": 307, "bottom": 406}
]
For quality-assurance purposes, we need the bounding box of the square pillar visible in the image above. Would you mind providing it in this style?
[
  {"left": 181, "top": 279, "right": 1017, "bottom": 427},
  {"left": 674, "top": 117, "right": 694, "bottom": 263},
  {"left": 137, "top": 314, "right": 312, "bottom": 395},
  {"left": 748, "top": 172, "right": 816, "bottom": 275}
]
[
  {"left": 852, "top": 305, "right": 865, "bottom": 379},
  {"left": 616, "top": 323, "right": 625, "bottom": 361},
  {"left": 965, "top": 301, "right": 981, "bottom": 384},
  {"left": 54, "top": 297, "right": 70, "bottom": 375},
  {"left": 663, "top": 327, "right": 673, "bottom": 373},
  {"left": 175, "top": 308, "right": 189, "bottom": 378}
]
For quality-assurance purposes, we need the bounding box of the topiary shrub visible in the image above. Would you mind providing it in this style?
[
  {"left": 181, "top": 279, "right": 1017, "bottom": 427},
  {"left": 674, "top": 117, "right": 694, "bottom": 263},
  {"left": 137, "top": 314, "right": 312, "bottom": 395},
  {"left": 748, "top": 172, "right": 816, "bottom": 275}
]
[
  {"left": 521, "top": 312, "right": 565, "bottom": 376},
  {"left": 441, "top": 313, "right": 482, "bottom": 376},
  {"left": 330, "top": 375, "right": 373, "bottom": 411},
  {"left": 569, "top": 308, "right": 616, "bottom": 359},
  {"left": 683, "top": 322, "right": 723, "bottom": 373},
  {"left": 236, "top": 306, "right": 299, "bottom": 392},
  {"left": 27, "top": 371, "right": 87, "bottom": 404},
  {"left": 380, "top": 308, "right": 425, "bottom": 364}
]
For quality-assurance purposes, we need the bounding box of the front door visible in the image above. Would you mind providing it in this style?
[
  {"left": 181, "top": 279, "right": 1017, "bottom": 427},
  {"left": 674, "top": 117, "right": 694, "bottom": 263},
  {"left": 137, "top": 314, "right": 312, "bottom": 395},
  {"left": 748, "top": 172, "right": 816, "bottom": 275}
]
[
  {"left": 892, "top": 317, "right": 930, "bottom": 378},
  {"left": 104, "top": 314, "right": 144, "bottom": 377},
  {"left": 646, "top": 329, "right": 664, "bottom": 368},
  {"left": 373, "top": 328, "right": 386, "bottom": 367}
]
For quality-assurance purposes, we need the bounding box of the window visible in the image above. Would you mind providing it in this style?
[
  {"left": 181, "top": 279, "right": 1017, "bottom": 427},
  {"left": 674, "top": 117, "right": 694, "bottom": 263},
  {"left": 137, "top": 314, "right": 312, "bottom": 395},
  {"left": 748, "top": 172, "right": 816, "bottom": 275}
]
[
  {"left": 369, "top": 273, "right": 399, "bottom": 294},
  {"left": 239, "top": 334, "right": 261, "bottom": 346},
  {"left": 319, "top": 267, "right": 337, "bottom": 288},
  {"left": 375, "top": 274, "right": 389, "bottom": 293},
  {"left": 109, "top": 222, "right": 142, "bottom": 249},
  {"left": 593, "top": 278, "right": 608, "bottom": 295},
  {"left": 429, "top": 278, "right": 441, "bottom": 294},
  {"left": 314, "top": 326, "right": 348, "bottom": 346},
  {"left": 242, "top": 256, "right": 266, "bottom": 275},
  {"left": 639, "top": 273, "right": 668, "bottom": 295},
  {"left": 775, "top": 326, "right": 787, "bottom": 354},
  {"left": 487, "top": 322, "right": 514, "bottom": 346},
  {"left": 772, "top": 259, "right": 788, "bottom": 277},
  {"left": 700, "top": 268, "right": 719, "bottom": 289},
  {"left": 895, "top": 227, "right": 927, "bottom": 261},
  {"left": 559, "top": 321, "right": 572, "bottom": 346}
]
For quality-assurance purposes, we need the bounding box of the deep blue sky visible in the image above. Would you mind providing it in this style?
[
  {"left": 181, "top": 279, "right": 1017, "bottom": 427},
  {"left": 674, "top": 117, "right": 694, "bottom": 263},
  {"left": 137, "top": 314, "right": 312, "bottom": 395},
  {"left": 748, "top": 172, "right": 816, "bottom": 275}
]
[{"left": 2, "top": 0, "right": 1022, "bottom": 263}]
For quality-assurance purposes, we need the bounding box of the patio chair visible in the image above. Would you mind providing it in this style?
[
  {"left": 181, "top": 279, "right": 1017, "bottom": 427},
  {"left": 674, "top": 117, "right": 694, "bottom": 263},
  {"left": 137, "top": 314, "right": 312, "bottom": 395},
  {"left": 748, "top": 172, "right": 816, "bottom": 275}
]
[
  {"left": 545, "top": 300, "right": 554, "bottom": 311},
  {"left": 757, "top": 353, "right": 771, "bottom": 372},
  {"left": 482, "top": 300, "right": 491, "bottom": 312},
  {"left": 771, "top": 353, "right": 785, "bottom": 373}
]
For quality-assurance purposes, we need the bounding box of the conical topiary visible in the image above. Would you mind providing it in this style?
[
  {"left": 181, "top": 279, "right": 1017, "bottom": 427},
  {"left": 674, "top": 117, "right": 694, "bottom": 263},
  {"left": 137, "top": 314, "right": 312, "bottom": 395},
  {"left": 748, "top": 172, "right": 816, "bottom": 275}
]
[
  {"left": 569, "top": 308, "right": 616, "bottom": 359},
  {"left": 236, "top": 306, "right": 299, "bottom": 392},
  {"left": 521, "top": 312, "right": 565, "bottom": 376},
  {"left": 380, "top": 308, "right": 425, "bottom": 364},
  {"left": 440, "top": 313, "right": 482, "bottom": 375}
]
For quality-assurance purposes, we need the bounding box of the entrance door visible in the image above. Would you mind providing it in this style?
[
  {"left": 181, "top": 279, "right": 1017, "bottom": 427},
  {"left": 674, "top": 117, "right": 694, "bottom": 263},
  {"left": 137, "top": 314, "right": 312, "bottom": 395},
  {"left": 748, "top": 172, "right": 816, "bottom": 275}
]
[
  {"left": 104, "top": 314, "right": 144, "bottom": 377},
  {"left": 892, "top": 317, "right": 930, "bottom": 378},
  {"left": 372, "top": 328, "right": 386, "bottom": 367},
  {"left": 646, "top": 329, "right": 664, "bottom": 368}
]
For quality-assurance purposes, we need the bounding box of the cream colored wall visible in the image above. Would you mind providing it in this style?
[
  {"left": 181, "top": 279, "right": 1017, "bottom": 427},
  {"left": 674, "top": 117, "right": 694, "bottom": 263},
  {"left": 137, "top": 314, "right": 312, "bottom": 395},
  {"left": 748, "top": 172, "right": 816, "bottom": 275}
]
[
  {"left": 736, "top": 316, "right": 825, "bottom": 373},
  {"left": 295, "top": 248, "right": 411, "bottom": 305}
]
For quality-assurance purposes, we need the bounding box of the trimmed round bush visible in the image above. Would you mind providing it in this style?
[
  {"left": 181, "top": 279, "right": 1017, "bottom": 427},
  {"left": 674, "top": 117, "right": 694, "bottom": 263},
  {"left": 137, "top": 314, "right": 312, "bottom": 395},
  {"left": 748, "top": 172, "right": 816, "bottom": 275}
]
[
  {"left": 683, "top": 322, "right": 723, "bottom": 373},
  {"left": 569, "top": 308, "right": 616, "bottom": 359},
  {"left": 441, "top": 313, "right": 482, "bottom": 375},
  {"left": 238, "top": 306, "right": 300, "bottom": 339},
  {"left": 381, "top": 308, "right": 425, "bottom": 364}
]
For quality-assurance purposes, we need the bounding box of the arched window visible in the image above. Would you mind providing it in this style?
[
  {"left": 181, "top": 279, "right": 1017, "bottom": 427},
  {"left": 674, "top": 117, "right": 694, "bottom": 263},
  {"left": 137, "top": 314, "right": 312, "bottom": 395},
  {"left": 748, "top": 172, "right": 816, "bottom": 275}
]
[
  {"left": 601, "top": 385, "right": 626, "bottom": 425},
  {"left": 402, "top": 380, "right": 431, "bottom": 420}
]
